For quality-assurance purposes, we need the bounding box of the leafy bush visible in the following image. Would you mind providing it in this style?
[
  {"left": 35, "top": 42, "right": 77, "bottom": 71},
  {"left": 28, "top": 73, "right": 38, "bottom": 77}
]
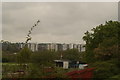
[
  {"left": 91, "top": 61, "right": 119, "bottom": 79},
  {"left": 30, "top": 51, "right": 56, "bottom": 67}
]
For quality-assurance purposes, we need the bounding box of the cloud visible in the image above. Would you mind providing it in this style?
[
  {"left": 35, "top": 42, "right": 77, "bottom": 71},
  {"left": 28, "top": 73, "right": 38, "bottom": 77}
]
[{"left": 2, "top": 2, "right": 118, "bottom": 43}]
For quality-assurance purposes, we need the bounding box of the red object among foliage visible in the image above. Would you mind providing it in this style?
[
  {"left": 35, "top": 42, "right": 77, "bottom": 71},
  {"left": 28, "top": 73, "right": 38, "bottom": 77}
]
[{"left": 65, "top": 68, "right": 95, "bottom": 80}]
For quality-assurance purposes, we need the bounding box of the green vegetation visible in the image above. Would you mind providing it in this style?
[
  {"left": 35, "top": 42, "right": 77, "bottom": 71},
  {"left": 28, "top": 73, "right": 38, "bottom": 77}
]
[
  {"left": 2, "top": 48, "right": 81, "bottom": 78},
  {"left": 82, "top": 20, "right": 120, "bottom": 79},
  {"left": 17, "top": 46, "right": 32, "bottom": 64},
  {"left": 63, "top": 49, "right": 81, "bottom": 61},
  {"left": 2, "top": 20, "right": 120, "bottom": 79}
]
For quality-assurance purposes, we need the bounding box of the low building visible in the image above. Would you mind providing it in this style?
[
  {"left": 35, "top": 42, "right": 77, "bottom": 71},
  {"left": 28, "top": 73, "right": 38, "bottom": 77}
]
[
  {"left": 54, "top": 60, "right": 70, "bottom": 69},
  {"left": 54, "top": 60, "right": 88, "bottom": 69}
]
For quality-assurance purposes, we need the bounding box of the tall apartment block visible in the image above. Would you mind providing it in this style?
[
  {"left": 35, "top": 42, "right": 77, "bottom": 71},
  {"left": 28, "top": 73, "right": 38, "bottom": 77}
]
[{"left": 19, "top": 43, "right": 85, "bottom": 52}]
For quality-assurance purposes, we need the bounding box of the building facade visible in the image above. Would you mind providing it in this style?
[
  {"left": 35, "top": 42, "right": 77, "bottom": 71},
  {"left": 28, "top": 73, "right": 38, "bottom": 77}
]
[{"left": 5, "top": 42, "right": 85, "bottom": 52}]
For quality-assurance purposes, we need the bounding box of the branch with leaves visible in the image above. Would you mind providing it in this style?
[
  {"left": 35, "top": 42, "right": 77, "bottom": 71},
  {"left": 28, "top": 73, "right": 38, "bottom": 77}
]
[{"left": 25, "top": 20, "right": 40, "bottom": 44}]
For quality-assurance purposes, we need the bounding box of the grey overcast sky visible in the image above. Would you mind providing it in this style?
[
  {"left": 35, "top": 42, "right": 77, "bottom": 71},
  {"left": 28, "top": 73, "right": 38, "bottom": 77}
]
[{"left": 2, "top": 2, "right": 118, "bottom": 44}]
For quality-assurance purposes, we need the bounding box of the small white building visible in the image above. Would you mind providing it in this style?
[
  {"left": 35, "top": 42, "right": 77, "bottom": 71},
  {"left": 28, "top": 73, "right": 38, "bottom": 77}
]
[
  {"left": 54, "top": 60, "right": 88, "bottom": 69},
  {"left": 54, "top": 60, "right": 70, "bottom": 69}
]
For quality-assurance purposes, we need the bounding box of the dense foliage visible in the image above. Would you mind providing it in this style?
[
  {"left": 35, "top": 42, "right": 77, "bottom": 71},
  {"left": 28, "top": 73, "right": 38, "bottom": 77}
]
[
  {"left": 17, "top": 46, "right": 32, "bottom": 63},
  {"left": 2, "top": 41, "right": 21, "bottom": 53},
  {"left": 83, "top": 21, "right": 120, "bottom": 62},
  {"left": 83, "top": 21, "right": 120, "bottom": 79}
]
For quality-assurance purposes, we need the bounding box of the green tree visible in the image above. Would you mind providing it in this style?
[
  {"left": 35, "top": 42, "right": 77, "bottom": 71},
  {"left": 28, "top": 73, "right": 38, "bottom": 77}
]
[
  {"left": 2, "top": 41, "right": 20, "bottom": 53},
  {"left": 83, "top": 21, "right": 120, "bottom": 62},
  {"left": 92, "top": 61, "right": 119, "bottom": 78},
  {"left": 63, "top": 49, "right": 81, "bottom": 61},
  {"left": 30, "top": 50, "right": 57, "bottom": 67},
  {"left": 17, "top": 46, "right": 32, "bottom": 64}
]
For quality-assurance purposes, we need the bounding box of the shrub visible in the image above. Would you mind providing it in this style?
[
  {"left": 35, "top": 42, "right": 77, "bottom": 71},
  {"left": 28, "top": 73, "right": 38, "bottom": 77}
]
[{"left": 91, "top": 61, "right": 119, "bottom": 79}]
